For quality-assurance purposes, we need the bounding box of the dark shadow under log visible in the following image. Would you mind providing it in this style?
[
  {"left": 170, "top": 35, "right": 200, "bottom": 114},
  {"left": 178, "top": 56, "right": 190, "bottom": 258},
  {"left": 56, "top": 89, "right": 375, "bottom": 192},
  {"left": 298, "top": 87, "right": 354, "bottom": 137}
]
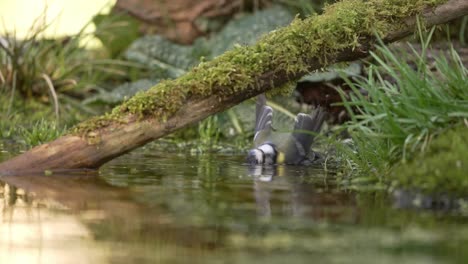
[{"left": 0, "top": 0, "right": 467, "bottom": 175}]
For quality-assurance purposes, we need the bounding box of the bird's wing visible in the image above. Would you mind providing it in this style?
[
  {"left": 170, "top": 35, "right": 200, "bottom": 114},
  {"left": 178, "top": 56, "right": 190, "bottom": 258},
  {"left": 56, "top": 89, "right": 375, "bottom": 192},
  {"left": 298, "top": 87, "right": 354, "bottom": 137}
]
[
  {"left": 291, "top": 107, "right": 326, "bottom": 155},
  {"left": 254, "top": 94, "right": 273, "bottom": 146}
]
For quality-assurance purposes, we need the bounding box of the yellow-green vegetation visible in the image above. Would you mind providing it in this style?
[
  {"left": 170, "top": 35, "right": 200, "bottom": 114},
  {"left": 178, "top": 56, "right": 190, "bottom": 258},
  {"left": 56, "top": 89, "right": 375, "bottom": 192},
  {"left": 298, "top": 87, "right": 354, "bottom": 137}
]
[
  {"left": 0, "top": 12, "right": 145, "bottom": 140},
  {"left": 391, "top": 125, "right": 468, "bottom": 196},
  {"left": 336, "top": 26, "right": 468, "bottom": 196},
  {"left": 0, "top": 95, "right": 84, "bottom": 147},
  {"left": 0, "top": 22, "right": 136, "bottom": 101},
  {"left": 72, "top": 0, "right": 446, "bottom": 135}
]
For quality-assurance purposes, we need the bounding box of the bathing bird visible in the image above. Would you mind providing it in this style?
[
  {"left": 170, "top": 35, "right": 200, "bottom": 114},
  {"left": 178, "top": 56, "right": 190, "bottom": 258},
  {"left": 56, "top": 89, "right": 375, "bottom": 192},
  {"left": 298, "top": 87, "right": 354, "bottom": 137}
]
[{"left": 246, "top": 94, "right": 326, "bottom": 165}]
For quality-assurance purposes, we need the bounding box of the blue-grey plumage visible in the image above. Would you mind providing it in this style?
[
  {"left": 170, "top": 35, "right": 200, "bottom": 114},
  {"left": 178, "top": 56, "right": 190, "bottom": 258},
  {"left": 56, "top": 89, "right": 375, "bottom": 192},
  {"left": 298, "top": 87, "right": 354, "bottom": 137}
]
[{"left": 247, "top": 94, "right": 326, "bottom": 165}]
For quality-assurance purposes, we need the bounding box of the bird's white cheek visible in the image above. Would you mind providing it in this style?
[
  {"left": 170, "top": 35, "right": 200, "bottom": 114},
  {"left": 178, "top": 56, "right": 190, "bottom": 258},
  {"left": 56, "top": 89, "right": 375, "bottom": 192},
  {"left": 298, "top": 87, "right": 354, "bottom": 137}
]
[
  {"left": 259, "top": 144, "right": 274, "bottom": 155},
  {"left": 255, "top": 151, "right": 264, "bottom": 163}
]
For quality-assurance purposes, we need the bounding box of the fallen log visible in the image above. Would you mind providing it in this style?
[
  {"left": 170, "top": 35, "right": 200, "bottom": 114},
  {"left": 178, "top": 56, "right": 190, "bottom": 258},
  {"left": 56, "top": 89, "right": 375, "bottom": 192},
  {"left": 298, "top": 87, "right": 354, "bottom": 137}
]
[{"left": 1, "top": 0, "right": 467, "bottom": 174}]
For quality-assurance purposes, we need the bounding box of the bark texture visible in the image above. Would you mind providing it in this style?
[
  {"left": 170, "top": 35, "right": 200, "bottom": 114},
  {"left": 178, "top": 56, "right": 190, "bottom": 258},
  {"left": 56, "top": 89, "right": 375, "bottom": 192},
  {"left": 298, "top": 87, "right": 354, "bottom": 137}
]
[{"left": 0, "top": 0, "right": 467, "bottom": 175}]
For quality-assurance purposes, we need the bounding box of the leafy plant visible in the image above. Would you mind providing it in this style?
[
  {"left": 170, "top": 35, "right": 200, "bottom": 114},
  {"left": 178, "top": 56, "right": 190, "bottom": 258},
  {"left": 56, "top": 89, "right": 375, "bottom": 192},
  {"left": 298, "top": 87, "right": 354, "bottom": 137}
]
[
  {"left": 0, "top": 11, "right": 144, "bottom": 114},
  {"left": 336, "top": 26, "right": 468, "bottom": 178},
  {"left": 196, "top": 115, "right": 222, "bottom": 153},
  {"left": 93, "top": 12, "right": 140, "bottom": 58},
  {"left": 0, "top": 114, "right": 19, "bottom": 139},
  {"left": 391, "top": 125, "right": 468, "bottom": 196},
  {"left": 18, "top": 119, "right": 67, "bottom": 147}
]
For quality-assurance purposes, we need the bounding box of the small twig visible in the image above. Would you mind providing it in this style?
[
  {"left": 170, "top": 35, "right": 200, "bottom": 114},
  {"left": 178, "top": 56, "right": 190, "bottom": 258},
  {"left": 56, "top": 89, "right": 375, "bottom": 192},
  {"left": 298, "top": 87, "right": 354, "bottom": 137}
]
[{"left": 41, "top": 73, "right": 60, "bottom": 124}]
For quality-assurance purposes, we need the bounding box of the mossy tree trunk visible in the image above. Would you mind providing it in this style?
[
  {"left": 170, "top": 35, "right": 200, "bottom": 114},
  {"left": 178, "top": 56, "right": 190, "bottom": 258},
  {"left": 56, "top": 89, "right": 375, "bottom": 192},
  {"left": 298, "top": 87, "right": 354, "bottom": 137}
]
[{"left": 1, "top": 0, "right": 467, "bottom": 175}]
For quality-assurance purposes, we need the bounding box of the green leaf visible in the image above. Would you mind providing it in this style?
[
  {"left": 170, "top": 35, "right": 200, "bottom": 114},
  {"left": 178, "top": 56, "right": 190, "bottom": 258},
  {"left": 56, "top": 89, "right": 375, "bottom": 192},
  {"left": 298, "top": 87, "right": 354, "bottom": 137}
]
[
  {"left": 125, "top": 35, "right": 199, "bottom": 79},
  {"left": 93, "top": 13, "right": 140, "bottom": 57},
  {"left": 205, "top": 5, "right": 294, "bottom": 57}
]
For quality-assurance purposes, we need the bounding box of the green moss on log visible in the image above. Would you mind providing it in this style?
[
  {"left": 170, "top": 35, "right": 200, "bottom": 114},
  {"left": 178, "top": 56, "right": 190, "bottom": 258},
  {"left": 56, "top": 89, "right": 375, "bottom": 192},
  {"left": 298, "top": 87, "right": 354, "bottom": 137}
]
[
  {"left": 72, "top": 0, "right": 446, "bottom": 135},
  {"left": 391, "top": 125, "right": 468, "bottom": 196}
]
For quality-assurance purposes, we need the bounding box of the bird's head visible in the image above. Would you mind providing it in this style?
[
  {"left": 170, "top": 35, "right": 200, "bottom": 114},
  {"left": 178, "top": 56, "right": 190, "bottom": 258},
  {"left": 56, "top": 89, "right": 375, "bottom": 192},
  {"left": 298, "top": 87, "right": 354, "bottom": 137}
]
[
  {"left": 246, "top": 143, "right": 277, "bottom": 165},
  {"left": 246, "top": 149, "right": 264, "bottom": 165}
]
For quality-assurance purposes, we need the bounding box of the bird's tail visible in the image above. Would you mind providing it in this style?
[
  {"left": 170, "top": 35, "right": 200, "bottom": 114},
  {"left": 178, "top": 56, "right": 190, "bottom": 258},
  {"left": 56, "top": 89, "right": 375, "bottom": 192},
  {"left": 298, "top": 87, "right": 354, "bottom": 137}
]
[
  {"left": 308, "top": 106, "right": 327, "bottom": 134},
  {"left": 293, "top": 106, "right": 327, "bottom": 152}
]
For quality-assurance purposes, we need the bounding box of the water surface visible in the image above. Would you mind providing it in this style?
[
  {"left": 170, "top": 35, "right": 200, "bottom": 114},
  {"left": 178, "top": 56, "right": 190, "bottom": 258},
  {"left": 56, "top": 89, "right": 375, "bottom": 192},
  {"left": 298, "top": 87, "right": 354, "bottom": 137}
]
[{"left": 1, "top": 143, "right": 467, "bottom": 263}]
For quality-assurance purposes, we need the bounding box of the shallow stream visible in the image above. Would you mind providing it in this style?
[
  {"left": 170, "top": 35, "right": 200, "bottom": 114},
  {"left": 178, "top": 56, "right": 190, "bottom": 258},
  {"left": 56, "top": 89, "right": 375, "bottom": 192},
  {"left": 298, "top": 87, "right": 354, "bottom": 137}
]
[{"left": 0, "top": 143, "right": 467, "bottom": 263}]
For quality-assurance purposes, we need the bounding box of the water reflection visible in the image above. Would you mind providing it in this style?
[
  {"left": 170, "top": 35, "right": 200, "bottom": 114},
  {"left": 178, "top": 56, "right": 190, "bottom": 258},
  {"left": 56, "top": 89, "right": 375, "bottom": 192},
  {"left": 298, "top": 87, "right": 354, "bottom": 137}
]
[
  {"left": 0, "top": 146, "right": 467, "bottom": 263},
  {"left": 0, "top": 172, "right": 224, "bottom": 263},
  {"left": 0, "top": 174, "right": 109, "bottom": 263},
  {"left": 248, "top": 164, "right": 358, "bottom": 221}
]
